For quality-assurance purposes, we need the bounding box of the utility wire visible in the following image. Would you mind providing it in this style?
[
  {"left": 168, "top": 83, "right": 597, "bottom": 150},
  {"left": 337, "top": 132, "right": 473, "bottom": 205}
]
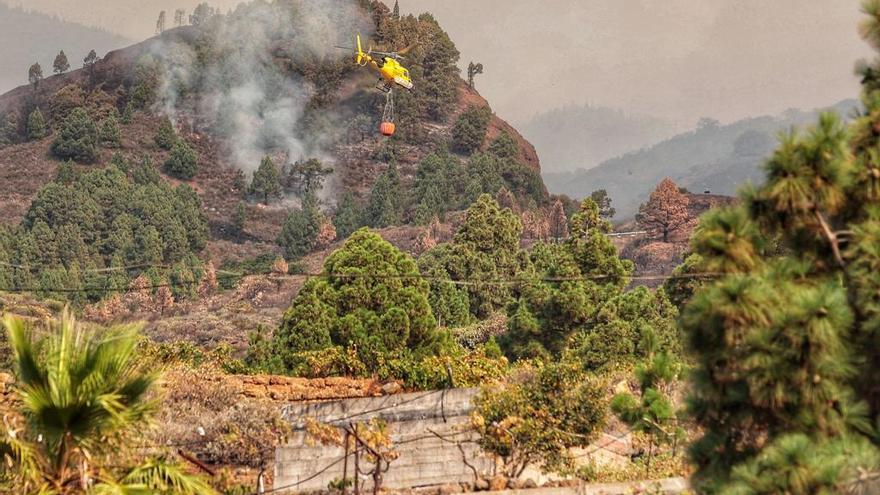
[{"left": 0, "top": 268, "right": 721, "bottom": 295}]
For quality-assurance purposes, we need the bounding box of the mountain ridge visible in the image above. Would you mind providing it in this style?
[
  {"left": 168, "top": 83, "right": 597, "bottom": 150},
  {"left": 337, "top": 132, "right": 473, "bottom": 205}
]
[{"left": 543, "top": 98, "right": 860, "bottom": 219}]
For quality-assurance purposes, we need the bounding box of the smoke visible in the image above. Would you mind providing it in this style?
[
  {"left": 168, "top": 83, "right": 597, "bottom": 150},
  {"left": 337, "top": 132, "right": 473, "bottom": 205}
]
[{"left": 149, "top": 0, "right": 374, "bottom": 176}]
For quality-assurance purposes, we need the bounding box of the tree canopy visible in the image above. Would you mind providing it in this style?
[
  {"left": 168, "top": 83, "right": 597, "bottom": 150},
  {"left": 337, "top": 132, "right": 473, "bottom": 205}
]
[{"left": 272, "top": 229, "right": 448, "bottom": 373}]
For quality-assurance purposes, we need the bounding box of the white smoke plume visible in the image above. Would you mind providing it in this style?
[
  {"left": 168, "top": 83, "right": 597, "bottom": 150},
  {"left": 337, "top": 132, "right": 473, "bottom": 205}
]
[{"left": 149, "top": 0, "right": 374, "bottom": 175}]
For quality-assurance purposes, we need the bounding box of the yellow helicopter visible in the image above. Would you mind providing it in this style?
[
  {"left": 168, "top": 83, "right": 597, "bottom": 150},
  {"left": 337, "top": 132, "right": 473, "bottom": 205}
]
[
  {"left": 348, "top": 34, "right": 414, "bottom": 92},
  {"left": 337, "top": 35, "right": 415, "bottom": 136}
]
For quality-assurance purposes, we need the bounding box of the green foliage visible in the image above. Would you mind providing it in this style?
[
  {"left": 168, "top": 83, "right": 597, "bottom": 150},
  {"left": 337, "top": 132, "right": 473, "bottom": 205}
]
[
  {"left": 51, "top": 107, "right": 98, "bottom": 163},
  {"left": 52, "top": 50, "right": 70, "bottom": 75},
  {"left": 99, "top": 111, "right": 122, "bottom": 148},
  {"left": 366, "top": 162, "right": 404, "bottom": 228},
  {"left": 164, "top": 140, "right": 198, "bottom": 179},
  {"left": 720, "top": 434, "right": 880, "bottom": 495},
  {"left": 122, "top": 101, "right": 135, "bottom": 124},
  {"left": 133, "top": 156, "right": 161, "bottom": 185},
  {"left": 472, "top": 359, "right": 608, "bottom": 477},
  {"left": 28, "top": 62, "right": 43, "bottom": 89},
  {"left": 682, "top": 44, "right": 880, "bottom": 489},
  {"left": 233, "top": 201, "right": 247, "bottom": 235},
  {"left": 333, "top": 192, "right": 362, "bottom": 240},
  {"left": 662, "top": 253, "right": 705, "bottom": 308},
  {"left": 284, "top": 158, "right": 333, "bottom": 197},
  {"left": 501, "top": 198, "right": 638, "bottom": 361},
  {"left": 277, "top": 194, "right": 323, "bottom": 261},
  {"left": 612, "top": 351, "right": 684, "bottom": 465},
  {"left": 576, "top": 287, "right": 678, "bottom": 371},
  {"left": 155, "top": 116, "right": 177, "bottom": 150},
  {"left": 5, "top": 164, "right": 207, "bottom": 303},
  {"left": 0, "top": 111, "right": 19, "bottom": 147},
  {"left": 249, "top": 155, "right": 283, "bottom": 204},
  {"left": 0, "top": 312, "right": 214, "bottom": 494},
  {"left": 26, "top": 108, "right": 46, "bottom": 140},
  {"left": 452, "top": 105, "right": 491, "bottom": 154},
  {"left": 270, "top": 229, "right": 447, "bottom": 374},
  {"left": 131, "top": 55, "right": 161, "bottom": 110},
  {"left": 412, "top": 149, "right": 464, "bottom": 223},
  {"left": 420, "top": 195, "right": 524, "bottom": 320},
  {"left": 590, "top": 189, "right": 615, "bottom": 219}
]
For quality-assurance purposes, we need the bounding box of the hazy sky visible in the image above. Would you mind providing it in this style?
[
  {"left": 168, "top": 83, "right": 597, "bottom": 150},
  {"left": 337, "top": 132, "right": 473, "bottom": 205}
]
[{"left": 4, "top": 0, "right": 873, "bottom": 128}]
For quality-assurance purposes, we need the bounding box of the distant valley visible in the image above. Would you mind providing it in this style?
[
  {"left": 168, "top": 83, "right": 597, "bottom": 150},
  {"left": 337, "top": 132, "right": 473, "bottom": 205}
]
[
  {"left": 542, "top": 99, "right": 861, "bottom": 219},
  {"left": 0, "top": 2, "right": 130, "bottom": 94}
]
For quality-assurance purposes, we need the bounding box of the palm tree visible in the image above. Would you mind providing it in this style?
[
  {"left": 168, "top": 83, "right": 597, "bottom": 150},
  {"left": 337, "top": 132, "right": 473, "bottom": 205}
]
[{"left": 0, "top": 310, "right": 215, "bottom": 494}]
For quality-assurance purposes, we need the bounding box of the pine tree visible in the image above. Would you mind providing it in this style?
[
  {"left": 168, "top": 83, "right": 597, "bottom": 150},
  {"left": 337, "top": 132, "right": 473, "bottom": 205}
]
[
  {"left": 273, "top": 229, "right": 442, "bottom": 373},
  {"left": 249, "top": 156, "right": 282, "bottom": 204},
  {"left": 163, "top": 140, "right": 198, "bottom": 179},
  {"left": 121, "top": 102, "right": 134, "bottom": 125},
  {"left": 51, "top": 107, "right": 98, "bottom": 163},
  {"left": 590, "top": 189, "right": 616, "bottom": 219},
  {"left": 27, "top": 108, "right": 47, "bottom": 140},
  {"left": 366, "top": 162, "right": 403, "bottom": 227},
  {"left": 284, "top": 158, "right": 332, "bottom": 197},
  {"left": 452, "top": 105, "right": 491, "bottom": 154},
  {"left": 680, "top": 9, "right": 880, "bottom": 488},
  {"left": 636, "top": 178, "right": 689, "bottom": 242},
  {"left": 83, "top": 50, "right": 98, "bottom": 70},
  {"left": 233, "top": 201, "right": 247, "bottom": 236},
  {"left": 53, "top": 50, "right": 70, "bottom": 75},
  {"left": 99, "top": 112, "right": 122, "bottom": 148},
  {"left": 28, "top": 62, "right": 43, "bottom": 90},
  {"left": 548, "top": 199, "right": 568, "bottom": 242},
  {"left": 154, "top": 116, "right": 176, "bottom": 149},
  {"left": 333, "top": 192, "right": 361, "bottom": 240},
  {"left": 467, "top": 62, "right": 484, "bottom": 89},
  {"left": 277, "top": 194, "right": 322, "bottom": 260}
]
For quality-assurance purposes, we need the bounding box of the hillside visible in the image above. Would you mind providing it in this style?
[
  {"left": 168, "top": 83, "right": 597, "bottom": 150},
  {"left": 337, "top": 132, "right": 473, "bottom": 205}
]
[
  {"left": 521, "top": 104, "right": 672, "bottom": 174},
  {"left": 543, "top": 99, "right": 860, "bottom": 219},
  {"left": 0, "top": 1, "right": 543, "bottom": 238},
  {"left": 0, "top": 2, "right": 131, "bottom": 94},
  {"left": 0, "top": 0, "right": 549, "bottom": 350}
]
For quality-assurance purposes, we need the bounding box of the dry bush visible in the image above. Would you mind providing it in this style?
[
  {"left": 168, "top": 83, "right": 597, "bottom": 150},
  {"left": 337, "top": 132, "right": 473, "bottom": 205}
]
[{"left": 152, "top": 367, "right": 290, "bottom": 468}]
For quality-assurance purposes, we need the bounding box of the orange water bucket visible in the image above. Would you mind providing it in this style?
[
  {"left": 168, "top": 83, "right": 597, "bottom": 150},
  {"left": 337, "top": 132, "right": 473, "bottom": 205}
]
[{"left": 380, "top": 121, "right": 396, "bottom": 137}]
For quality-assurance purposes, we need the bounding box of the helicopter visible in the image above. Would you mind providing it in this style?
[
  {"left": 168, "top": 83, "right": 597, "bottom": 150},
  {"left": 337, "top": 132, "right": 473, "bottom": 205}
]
[
  {"left": 342, "top": 34, "right": 414, "bottom": 92},
  {"left": 337, "top": 35, "right": 415, "bottom": 136}
]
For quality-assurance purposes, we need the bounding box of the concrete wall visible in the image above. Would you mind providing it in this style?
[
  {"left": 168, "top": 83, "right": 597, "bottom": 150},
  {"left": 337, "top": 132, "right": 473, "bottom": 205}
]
[
  {"left": 274, "top": 388, "right": 634, "bottom": 494},
  {"left": 275, "top": 389, "right": 491, "bottom": 493}
]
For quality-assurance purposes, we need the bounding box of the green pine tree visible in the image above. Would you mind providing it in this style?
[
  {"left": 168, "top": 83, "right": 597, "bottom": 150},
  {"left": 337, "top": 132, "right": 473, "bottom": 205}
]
[
  {"left": 365, "top": 162, "right": 403, "bottom": 227},
  {"left": 277, "top": 193, "right": 322, "bottom": 260},
  {"left": 233, "top": 201, "right": 247, "bottom": 236},
  {"left": 99, "top": 112, "right": 122, "bottom": 148},
  {"left": 163, "top": 140, "right": 198, "bottom": 179},
  {"left": 154, "top": 116, "right": 176, "bottom": 150},
  {"left": 27, "top": 108, "right": 47, "bottom": 140},
  {"left": 272, "top": 228, "right": 445, "bottom": 373},
  {"left": 681, "top": 8, "right": 880, "bottom": 488},
  {"left": 333, "top": 192, "right": 362, "bottom": 240},
  {"left": 51, "top": 107, "right": 98, "bottom": 163},
  {"left": 249, "top": 156, "right": 283, "bottom": 204}
]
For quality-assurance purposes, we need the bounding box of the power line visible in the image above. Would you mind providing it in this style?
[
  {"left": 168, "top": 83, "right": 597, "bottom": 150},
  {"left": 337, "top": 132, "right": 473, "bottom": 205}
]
[{"left": 0, "top": 268, "right": 721, "bottom": 295}]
